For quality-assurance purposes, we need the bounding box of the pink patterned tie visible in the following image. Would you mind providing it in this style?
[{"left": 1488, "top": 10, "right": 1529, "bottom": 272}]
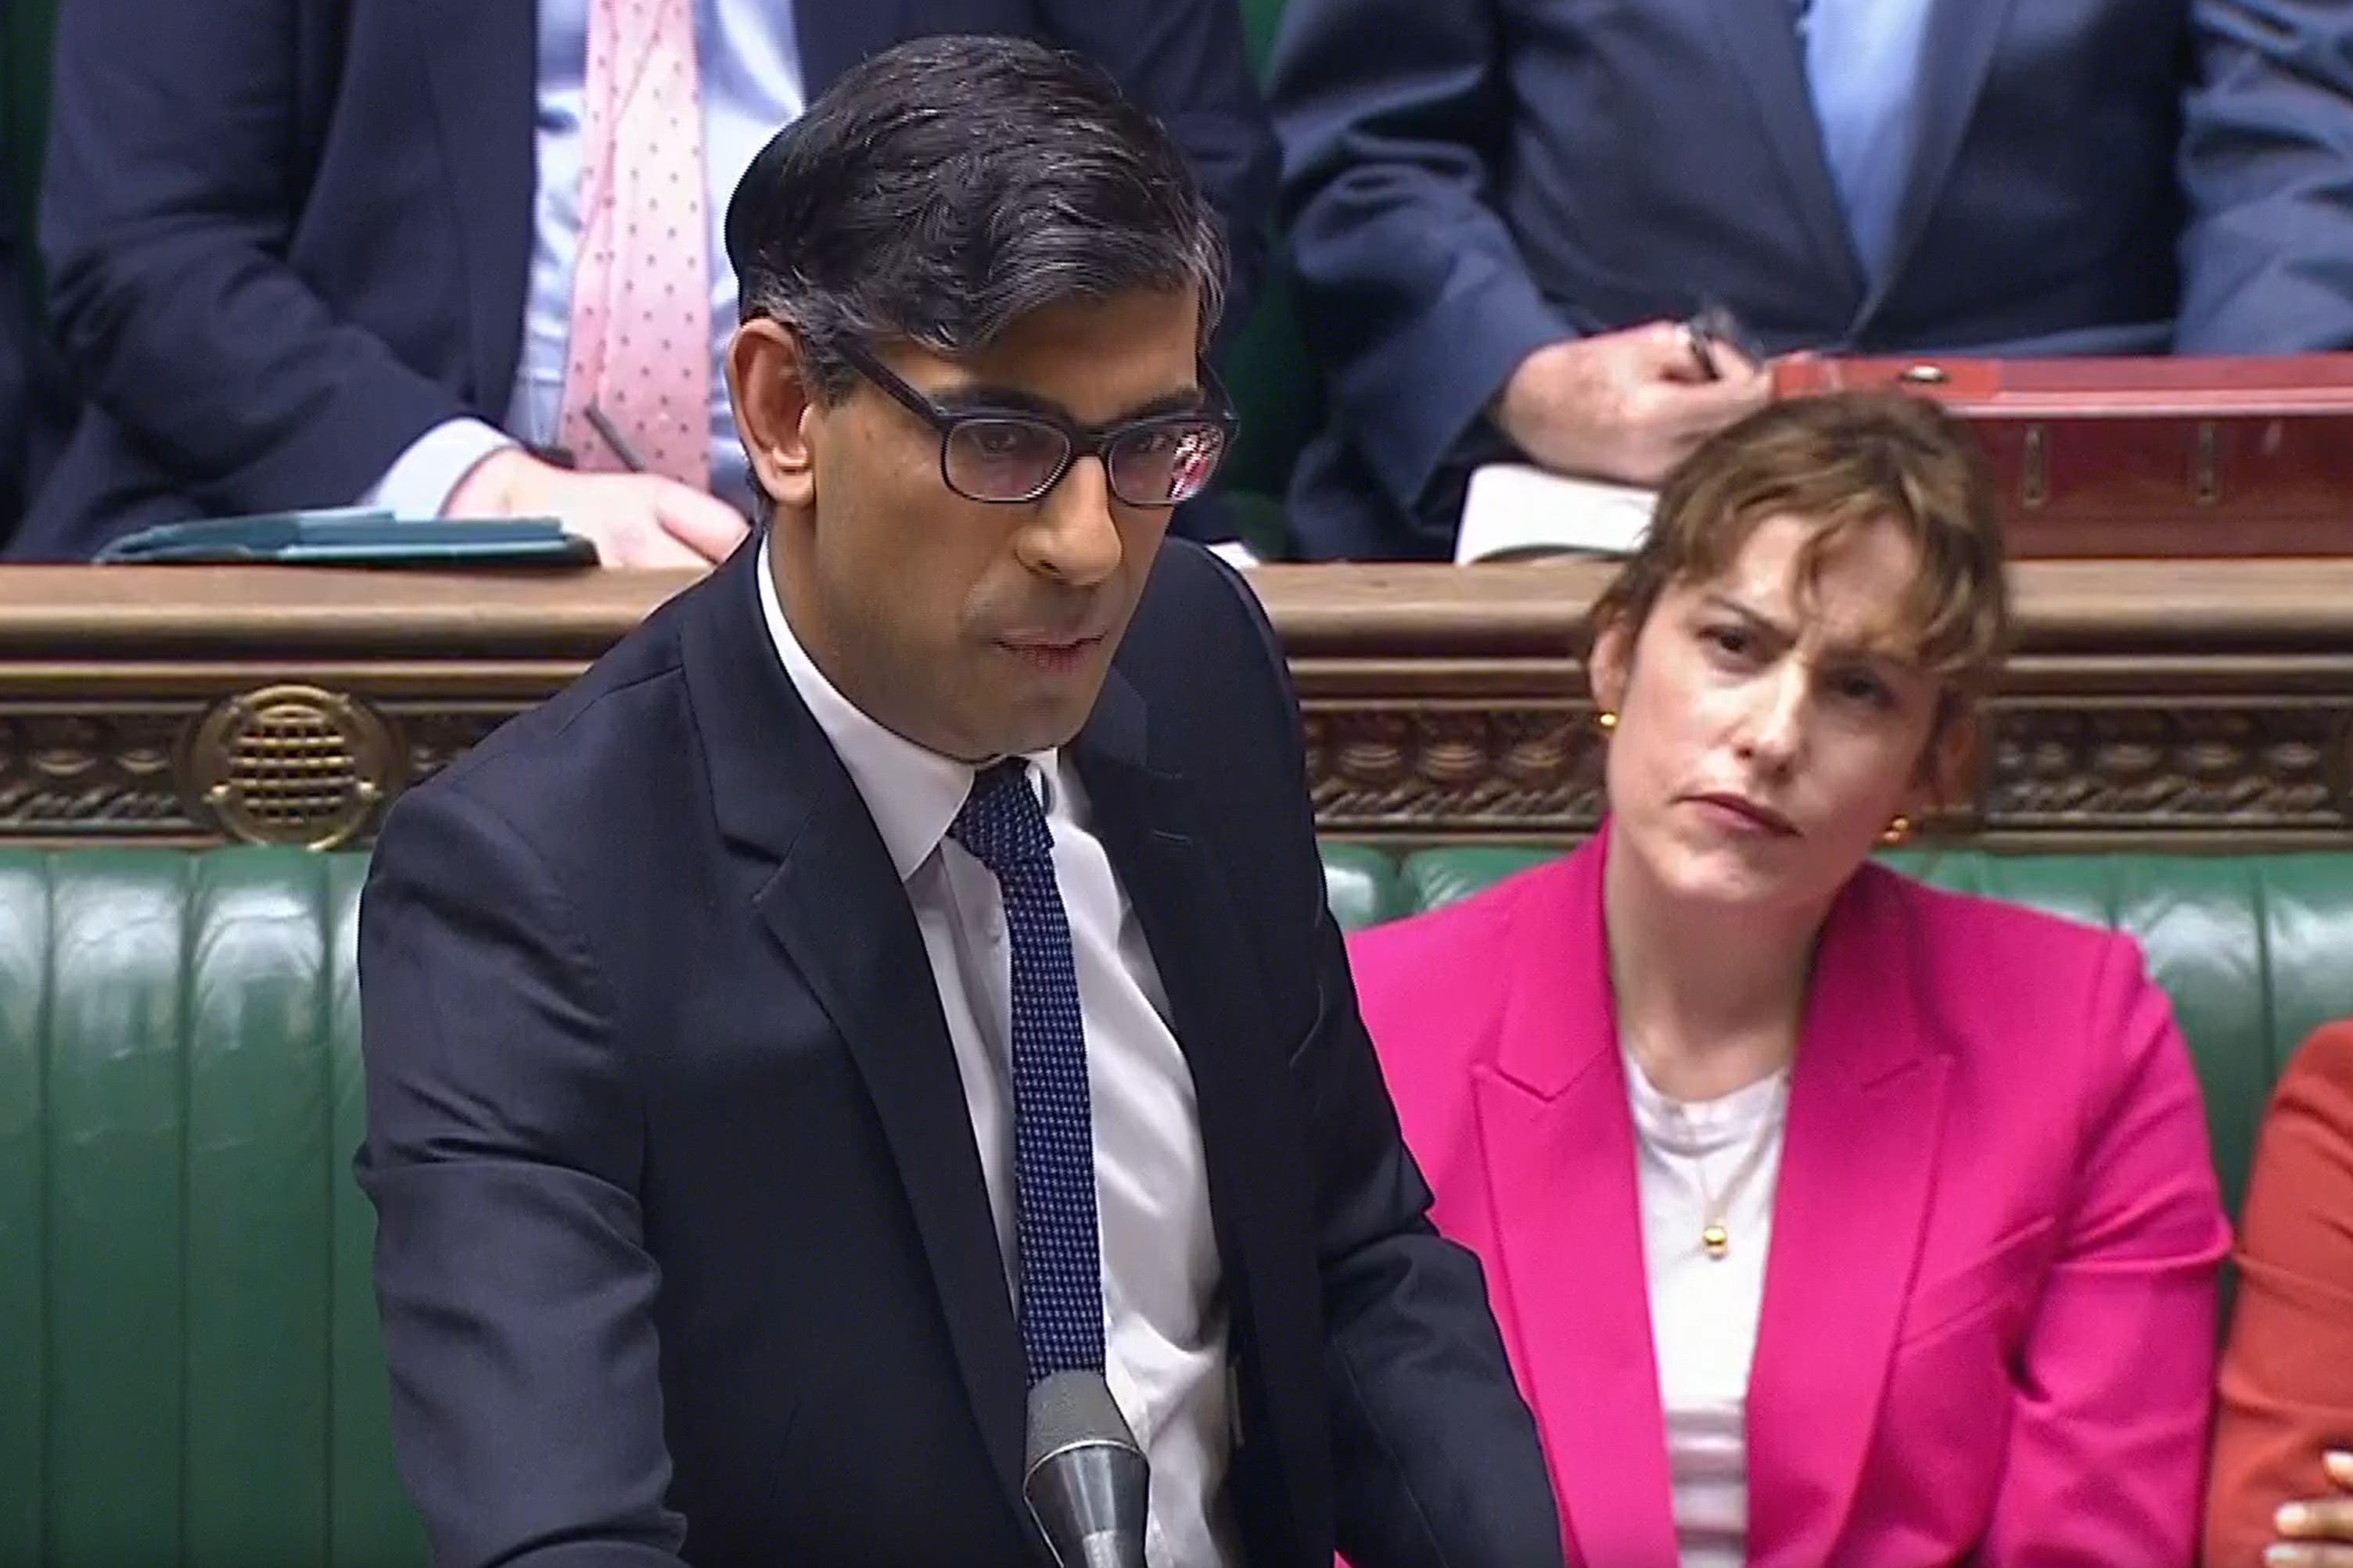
[{"left": 558, "top": 0, "right": 711, "bottom": 489}]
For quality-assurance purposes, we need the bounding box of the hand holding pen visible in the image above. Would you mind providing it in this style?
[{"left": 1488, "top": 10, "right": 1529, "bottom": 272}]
[
  {"left": 1494, "top": 314, "right": 1771, "bottom": 487},
  {"left": 1682, "top": 303, "right": 1765, "bottom": 383}
]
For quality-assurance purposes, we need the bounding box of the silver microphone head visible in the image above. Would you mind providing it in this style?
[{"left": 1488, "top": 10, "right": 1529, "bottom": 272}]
[{"left": 1022, "top": 1370, "right": 1150, "bottom": 1568}]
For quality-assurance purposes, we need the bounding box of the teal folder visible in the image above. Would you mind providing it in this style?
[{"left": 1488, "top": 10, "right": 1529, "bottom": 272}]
[{"left": 94, "top": 509, "right": 598, "bottom": 567}]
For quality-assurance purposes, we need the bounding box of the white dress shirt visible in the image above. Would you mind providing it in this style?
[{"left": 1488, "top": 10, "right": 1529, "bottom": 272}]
[
  {"left": 756, "top": 536, "right": 1238, "bottom": 1568},
  {"left": 366, "top": 0, "right": 803, "bottom": 518},
  {"left": 1626, "top": 1056, "right": 1788, "bottom": 1568}
]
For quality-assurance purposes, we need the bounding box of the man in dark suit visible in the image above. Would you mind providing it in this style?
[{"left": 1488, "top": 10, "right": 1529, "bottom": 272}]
[
  {"left": 1266, "top": 0, "right": 2353, "bottom": 560},
  {"left": 357, "top": 37, "right": 1561, "bottom": 1568},
  {"left": 16, "top": 0, "right": 1274, "bottom": 562}
]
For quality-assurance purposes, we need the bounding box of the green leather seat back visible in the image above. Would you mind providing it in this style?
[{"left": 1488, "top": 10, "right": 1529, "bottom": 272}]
[
  {"left": 1327, "top": 845, "right": 2353, "bottom": 1220},
  {"left": 1890, "top": 848, "right": 2353, "bottom": 1224},
  {"left": 0, "top": 850, "right": 428, "bottom": 1568},
  {"left": 4, "top": 840, "right": 2346, "bottom": 1559},
  {"left": 1320, "top": 841, "right": 1406, "bottom": 931}
]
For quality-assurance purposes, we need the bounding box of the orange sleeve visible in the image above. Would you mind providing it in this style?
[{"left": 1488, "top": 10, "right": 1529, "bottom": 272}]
[{"left": 2205, "top": 1023, "right": 2353, "bottom": 1567}]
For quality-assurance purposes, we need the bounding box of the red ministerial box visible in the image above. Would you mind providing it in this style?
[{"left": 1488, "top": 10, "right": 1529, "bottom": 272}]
[{"left": 1771, "top": 353, "right": 2353, "bottom": 558}]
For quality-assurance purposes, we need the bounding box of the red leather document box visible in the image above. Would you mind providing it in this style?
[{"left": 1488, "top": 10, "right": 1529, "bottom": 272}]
[{"left": 1773, "top": 354, "right": 2353, "bottom": 557}]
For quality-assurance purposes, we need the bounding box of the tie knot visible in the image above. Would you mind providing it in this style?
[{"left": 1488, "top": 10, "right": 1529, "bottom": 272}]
[{"left": 950, "top": 761, "right": 1052, "bottom": 877}]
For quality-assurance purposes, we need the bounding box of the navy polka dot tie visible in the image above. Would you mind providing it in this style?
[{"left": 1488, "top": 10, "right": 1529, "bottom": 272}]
[{"left": 950, "top": 761, "right": 1106, "bottom": 1384}]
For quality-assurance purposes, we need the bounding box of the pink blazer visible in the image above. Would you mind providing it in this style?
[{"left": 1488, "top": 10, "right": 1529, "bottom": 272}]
[{"left": 1348, "top": 833, "right": 2230, "bottom": 1567}]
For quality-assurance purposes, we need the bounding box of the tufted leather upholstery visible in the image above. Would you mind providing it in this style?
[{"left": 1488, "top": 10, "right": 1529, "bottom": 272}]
[
  {"left": 4, "top": 842, "right": 2348, "bottom": 1561},
  {"left": 1321, "top": 844, "right": 2353, "bottom": 1218},
  {"left": 0, "top": 850, "right": 424, "bottom": 1567}
]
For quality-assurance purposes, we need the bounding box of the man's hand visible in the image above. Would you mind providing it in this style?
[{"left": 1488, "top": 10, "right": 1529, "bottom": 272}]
[
  {"left": 2269, "top": 1450, "right": 2353, "bottom": 1566},
  {"left": 1492, "top": 321, "right": 1771, "bottom": 487},
  {"left": 447, "top": 449, "right": 750, "bottom": 567}
]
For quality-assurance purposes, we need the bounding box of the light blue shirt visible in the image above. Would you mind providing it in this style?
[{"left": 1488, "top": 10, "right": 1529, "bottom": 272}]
[
  {"left": 367, "top": 0, "right": 803, "bottom": 518},
  {"left": 1799, "top": 0, "right": 1936, "bottom": 285}
]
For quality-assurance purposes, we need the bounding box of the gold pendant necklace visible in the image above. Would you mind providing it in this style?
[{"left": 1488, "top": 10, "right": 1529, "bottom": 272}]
[{"left": 1684, "top": 1079, "right": 1788, "bottom": 1262}]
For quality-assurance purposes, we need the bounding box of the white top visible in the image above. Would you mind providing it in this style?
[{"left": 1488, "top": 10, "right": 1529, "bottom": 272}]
[
  {"left": 759, "top": 540, "right": 1238, "bottom": 1568},
  {"left": 1626, "top": 1055, "right": 1789, "bottom": 1568}
]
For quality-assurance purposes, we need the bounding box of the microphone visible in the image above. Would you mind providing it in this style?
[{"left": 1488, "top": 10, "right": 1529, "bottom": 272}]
[{"left": 1022, "top": 1369, "right": 1150, "bottom": 1568}]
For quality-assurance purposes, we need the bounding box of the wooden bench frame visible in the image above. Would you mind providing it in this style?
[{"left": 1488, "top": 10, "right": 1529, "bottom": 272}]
[{"left": 2, "top": 558, "right": 2349, "bottom": 850}]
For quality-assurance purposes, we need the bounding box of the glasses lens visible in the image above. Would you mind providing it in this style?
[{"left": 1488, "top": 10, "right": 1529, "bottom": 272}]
[
  {"left": 1107, "top": 420, "right": 1230, "bottom": 506},
  {"left": 943, "top": 418, "right": 1069, "bottom": 501}
]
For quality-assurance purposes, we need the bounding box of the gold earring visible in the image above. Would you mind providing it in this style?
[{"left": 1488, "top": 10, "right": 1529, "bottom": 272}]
[
  {"left": 1596, "top": 710, "right": 1618, "bottom": 733},
  {"left": 1881, "top": 814, "right": 1912, "bottom": 845}
]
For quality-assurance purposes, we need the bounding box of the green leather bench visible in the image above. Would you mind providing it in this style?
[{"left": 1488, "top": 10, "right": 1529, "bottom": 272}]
[{"left": 5, "top": 843, "right": 2347, "bottom": 1563}]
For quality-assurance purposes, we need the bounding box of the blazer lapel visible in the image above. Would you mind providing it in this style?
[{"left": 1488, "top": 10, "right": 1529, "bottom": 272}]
[
  {"left": 1471, "top": 837, "right": 1680, "bottom": 1568},
  {"left": 414, "top": 0, "right": 537, "bottom": 411},
  {"left": 1744, "top": 870, "right": 1950, "bottom": 1568},
  {"left": 1702, "top": 0, "right": 1868, "bottom": 312},
  {"left": 1072, "top": 676, "right": 1331, "bottom": 1566},
  {"left": 1853, "top": 0, "right": 2021, "bottom": 328},
  {"left": 681, "top": 540, "right": 1029, "bottom": 1513}
]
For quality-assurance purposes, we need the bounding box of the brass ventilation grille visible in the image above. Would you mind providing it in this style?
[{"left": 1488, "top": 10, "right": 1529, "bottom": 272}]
[{"left": 189, "top": 686, "right": 400, "bottom": 849}]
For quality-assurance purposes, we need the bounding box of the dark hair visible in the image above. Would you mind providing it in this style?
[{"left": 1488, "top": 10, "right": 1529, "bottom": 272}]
[
  {"left": 1593, "top": 391, "right": 2012, "bottom": 728},
  {"left": 724, "top": 34, "right": 1229, "bottom": 402}
]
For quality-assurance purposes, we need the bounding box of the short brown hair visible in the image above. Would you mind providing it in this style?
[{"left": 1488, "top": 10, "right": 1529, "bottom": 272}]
[{"left": 1593, "top": 391, "right": 2011, "bottom": 716}]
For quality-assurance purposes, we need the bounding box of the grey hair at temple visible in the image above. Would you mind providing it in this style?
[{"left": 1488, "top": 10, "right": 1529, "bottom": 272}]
[{"left": 723, "top": 34, "right": 1230, "bottom": 403}]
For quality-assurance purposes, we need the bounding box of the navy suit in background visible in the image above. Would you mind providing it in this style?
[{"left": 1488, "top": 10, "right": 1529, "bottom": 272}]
[
  {"left": 17, "top": 0, "right": 1277, "bottom": 560},
  {"left": 1267, "top": 0, "right": 2353, "bottom": 559}
]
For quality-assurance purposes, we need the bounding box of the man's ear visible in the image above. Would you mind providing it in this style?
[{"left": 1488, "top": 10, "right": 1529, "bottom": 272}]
[
  {"left": 1589, "top": 610, "right": 1633, "bottom": 718},
  {"left": 726, "top": 319, "right": 820, "bottom": 514}
]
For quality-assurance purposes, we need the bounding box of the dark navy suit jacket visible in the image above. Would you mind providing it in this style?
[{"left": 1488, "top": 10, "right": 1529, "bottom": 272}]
[
  {"left": 1266, "top": 0, "right": 2353, "bottom": 558},
  {"left": 17, "top": 0, "right": 1277, "bottom": 560},
  {"left": 356, "top": 535, "right": 1563, "bottom": 1567}
]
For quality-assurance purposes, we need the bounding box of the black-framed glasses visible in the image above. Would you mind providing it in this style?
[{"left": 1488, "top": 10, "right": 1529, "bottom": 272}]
[{"left": 836, "top": 340, "right": 1237, "bottom": 508}]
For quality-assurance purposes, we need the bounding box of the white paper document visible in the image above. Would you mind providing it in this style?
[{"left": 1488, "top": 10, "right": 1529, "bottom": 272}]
[{"left": 1453, "top": 463, "right": 1658, "bottom": 563}]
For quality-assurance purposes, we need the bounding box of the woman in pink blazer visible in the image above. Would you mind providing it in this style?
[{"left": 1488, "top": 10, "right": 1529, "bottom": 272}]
[{"left": 1349, "top": 393, "right": 2230, "bottom": 1567}]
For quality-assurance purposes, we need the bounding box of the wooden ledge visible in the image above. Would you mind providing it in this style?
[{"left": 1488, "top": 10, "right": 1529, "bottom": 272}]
[{"left": 2, "top": 557, "right": 2351, "bottom": 849}]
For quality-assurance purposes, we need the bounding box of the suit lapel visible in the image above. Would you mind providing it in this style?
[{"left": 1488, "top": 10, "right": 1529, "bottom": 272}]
[
  {"left": 1853, "top": 0, "right": 2021, "bottom": 328},
  {"left": 681, "top": 540, "right": 1029, "bottom": 1514},
  {"left": 415, "top": 0, "right": 537, "bottom": 411},
  {"left": 752, "top": 810, "right": 1031, "bottom": 1509},
  {"left": 1745, "top": 870, "right": 1949, "bottom": 1568},
  {"left": 1473, "top": 838, "right": 1680, "bottom": 1568},
  {"left": 1072, "top": 676, "right": 1331, "bottom": 1567},
  {"left": 1702, "top": 0, "right": 1868, "bottom": 312}
]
